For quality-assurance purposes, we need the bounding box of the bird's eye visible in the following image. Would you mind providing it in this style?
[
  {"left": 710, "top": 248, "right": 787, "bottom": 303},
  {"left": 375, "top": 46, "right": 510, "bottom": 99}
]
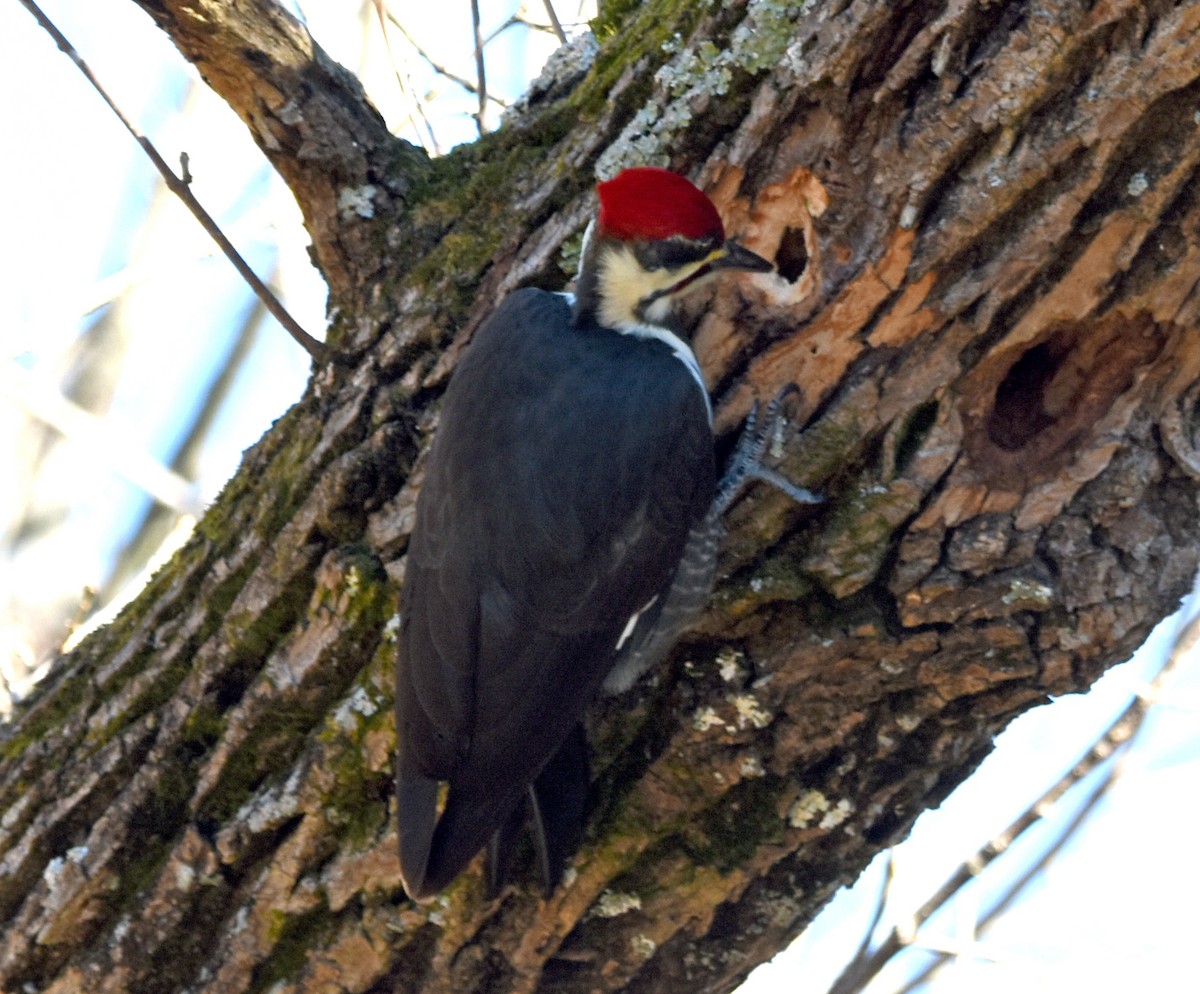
[{"left": 638, "top": 236, "right": 714, "bottom": 271}]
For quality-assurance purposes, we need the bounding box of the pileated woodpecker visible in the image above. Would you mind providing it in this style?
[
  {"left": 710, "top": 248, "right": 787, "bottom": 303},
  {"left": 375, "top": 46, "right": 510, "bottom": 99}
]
[{"left": 396, "top": 167, "right": 812, "bottom": 902}]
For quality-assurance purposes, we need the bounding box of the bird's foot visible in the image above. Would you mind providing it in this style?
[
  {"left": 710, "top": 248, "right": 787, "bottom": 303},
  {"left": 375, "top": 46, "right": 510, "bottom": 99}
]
[{"left": 715, "top": 384, "right": 822, "bottom": 516}]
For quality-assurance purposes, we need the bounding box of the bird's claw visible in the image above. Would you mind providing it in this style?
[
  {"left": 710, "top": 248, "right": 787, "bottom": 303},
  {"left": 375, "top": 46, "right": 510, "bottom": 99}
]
[{"left": 715, "top": 383, "right": 822, "bottom": 515}]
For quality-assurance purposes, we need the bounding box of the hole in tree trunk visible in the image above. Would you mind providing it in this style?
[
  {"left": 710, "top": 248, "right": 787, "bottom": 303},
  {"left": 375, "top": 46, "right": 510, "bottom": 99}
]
[
  {"left": 987, "top": 342, "right": 1065, "bottom": 450},
  {"left": 775, "top": 226, "right": 808, "bottom": 283},
  {"left": 963, "top": 314, "right": 1168, "bottom": 489}
]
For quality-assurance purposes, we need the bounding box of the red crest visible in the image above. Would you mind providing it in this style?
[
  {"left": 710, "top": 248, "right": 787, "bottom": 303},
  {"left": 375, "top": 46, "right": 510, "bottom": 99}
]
[{"left": 596, "top": 167, "right": 725, "bottom": 243}]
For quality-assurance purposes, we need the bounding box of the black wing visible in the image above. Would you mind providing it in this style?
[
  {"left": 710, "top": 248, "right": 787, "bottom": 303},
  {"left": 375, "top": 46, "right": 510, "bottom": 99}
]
[{"left": 396, "top": 289, "right": 714, "bottom": 898}]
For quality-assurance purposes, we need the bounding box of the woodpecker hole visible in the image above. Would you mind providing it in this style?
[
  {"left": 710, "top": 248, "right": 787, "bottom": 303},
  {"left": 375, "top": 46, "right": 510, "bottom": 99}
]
[
  {"left": 775, "top": 226, "right": 809, "bottom": 283},
  {"left": 967, "top": 314, "right": 1166, "bottom": 488},
  {"left": 987, "top": 342, "right": 1064, "bottom": 451},
  {"left": 893, "top": 400, "right": 939, "bottom": 474}
]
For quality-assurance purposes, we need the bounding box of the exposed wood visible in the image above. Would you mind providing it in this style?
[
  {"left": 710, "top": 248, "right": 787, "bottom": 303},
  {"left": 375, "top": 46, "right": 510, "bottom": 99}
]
[{"left": 2, "top": 1, "right": 1199, "bottom": 992}]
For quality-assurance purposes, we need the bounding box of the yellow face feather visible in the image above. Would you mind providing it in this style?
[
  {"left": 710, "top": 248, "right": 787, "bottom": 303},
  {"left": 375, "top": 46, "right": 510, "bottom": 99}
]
[{"left": 596, "top": 243, "right": 725, "bottom": 330}]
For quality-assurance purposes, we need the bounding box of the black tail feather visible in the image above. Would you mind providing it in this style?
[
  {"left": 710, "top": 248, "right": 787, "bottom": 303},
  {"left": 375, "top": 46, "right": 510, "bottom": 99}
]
[
  {"left": 484, "top": 723, "right": 592, "bottom": 898},
  {"left": 486, "top": 795, "right": 529, "bottom": 899},
  {"left": 405, "top": 724, "right": 593, "bottom": 901},
  {"left": 396, "top": 771, "right": 439, "bottom": 902},
  {"left": 527, "top": 722, "right": 591, "bottom": 895}
]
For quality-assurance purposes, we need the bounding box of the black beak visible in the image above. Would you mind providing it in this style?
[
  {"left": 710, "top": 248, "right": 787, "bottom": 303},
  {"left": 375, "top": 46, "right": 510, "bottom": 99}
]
[{"left": 712, "top": 239, "right": 774, "bottom": 274}]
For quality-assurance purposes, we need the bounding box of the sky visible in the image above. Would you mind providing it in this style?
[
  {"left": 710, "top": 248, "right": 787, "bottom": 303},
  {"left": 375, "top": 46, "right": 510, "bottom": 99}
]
[{"left": 1, "top": 2, "right": 1197, "bottom": 992}]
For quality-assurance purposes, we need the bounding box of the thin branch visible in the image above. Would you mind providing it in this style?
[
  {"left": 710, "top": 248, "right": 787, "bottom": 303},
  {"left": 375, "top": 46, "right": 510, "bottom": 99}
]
[
  {"left": 384, "top": 9, "right": 510, "bottom": 109},
  {"left": 541, "top": 0, "right": 568, "bottom": 44},
  {"left": 74, "top": 211, "right": 281, "bottom": 319},
  {"left": 846, "top": 852, "right": 897, "bottom": 973},
  {"left": 381, "top": 4, "right": 580, "bottom": 125},
  {"left": 371, "top": 0, "right": 444, "bottom": 154},
  {"left": 482, "top": 13, "right": 572, "bottom": 46},
  {"left": 891, "top": 758, "right": 1122, "bottom": 994},
  {"left": 886, "top": 610, "right": 1200, "bottom": 994},
  {"left": 469, "top": 0, "right": 488, "bottom": 134},
  {"left": 18, "top": 0, "right": 328, "bottom": 364}
]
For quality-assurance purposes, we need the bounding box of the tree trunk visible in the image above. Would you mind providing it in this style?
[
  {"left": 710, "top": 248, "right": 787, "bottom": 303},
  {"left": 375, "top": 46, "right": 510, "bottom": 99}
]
[{"left": 3, "top": 1, "right": 1199, "bottom": 992}]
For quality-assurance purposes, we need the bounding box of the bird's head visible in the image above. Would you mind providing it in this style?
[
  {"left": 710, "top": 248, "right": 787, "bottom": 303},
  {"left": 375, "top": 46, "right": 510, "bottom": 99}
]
[{"left": 575, "top": 167, "right": 773, "bottom": 331}]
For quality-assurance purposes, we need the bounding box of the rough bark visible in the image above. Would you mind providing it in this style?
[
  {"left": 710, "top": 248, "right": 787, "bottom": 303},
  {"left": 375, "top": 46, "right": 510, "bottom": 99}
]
[{"left": 3, "top": 1, "right": 1199, "bottom": 993}]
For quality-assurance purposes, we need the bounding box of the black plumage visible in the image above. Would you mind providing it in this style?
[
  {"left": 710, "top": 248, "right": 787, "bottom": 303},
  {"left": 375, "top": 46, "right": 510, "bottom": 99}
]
[{"left": 396, "top": 288, "right": 716, "bottom": 900}]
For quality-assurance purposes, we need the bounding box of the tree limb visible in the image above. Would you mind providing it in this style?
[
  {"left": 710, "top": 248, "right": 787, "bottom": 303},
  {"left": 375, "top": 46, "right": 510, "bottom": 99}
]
[{"left": 2, "top": 1, "right": 1199, "bottom": 992}]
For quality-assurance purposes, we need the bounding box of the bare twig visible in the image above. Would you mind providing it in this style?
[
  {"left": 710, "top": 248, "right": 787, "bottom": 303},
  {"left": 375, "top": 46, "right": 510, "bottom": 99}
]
[
  {"left": 18, "top": 0, "right": 328, "bottom": 364},
  {"left": 891, "top": 759, "right": 1121, "bottom": 994},
  {"left": 382, "top": 4, "right": 579, "bottom": 126},
  {"left": 481, "top": 13, "right": 574, "bottom": 47},
  {"left": 371, "top": 0, "right": 443, "bottom": 154},
  {"left": 384, "top": 10, "right": 509, "bottom": 109},
  {"left": 846, "top": 852, "right": 896, "bottom": 973},
  {"left": 541, "top": 0, "right": 568, "bottom": 44},
  {"left": 469, "top": 0, "right": 488, "bottom": 134}
]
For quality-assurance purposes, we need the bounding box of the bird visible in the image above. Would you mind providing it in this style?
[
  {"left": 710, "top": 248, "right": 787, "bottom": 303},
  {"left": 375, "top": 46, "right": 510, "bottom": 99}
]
[{"left": 394, "top": 166, "right": 809, "bottom": 902}]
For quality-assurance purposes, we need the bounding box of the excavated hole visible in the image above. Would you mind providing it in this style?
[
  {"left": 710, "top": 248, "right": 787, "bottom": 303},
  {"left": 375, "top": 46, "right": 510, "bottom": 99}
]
[
  {"left": 965, "top": 314, "right": 1167, "bottom": 489},
  {"left": 986, "top": 341, "right": 1067, "bottom": 451},
  {"left": 775, "top": 226, "right": 809, "bottom": 283}
]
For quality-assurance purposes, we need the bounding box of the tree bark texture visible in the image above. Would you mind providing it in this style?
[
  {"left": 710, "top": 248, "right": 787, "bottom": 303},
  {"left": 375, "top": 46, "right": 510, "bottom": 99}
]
[{"left": 3, "top": 1, "right": 1200, "bottom": 992}]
